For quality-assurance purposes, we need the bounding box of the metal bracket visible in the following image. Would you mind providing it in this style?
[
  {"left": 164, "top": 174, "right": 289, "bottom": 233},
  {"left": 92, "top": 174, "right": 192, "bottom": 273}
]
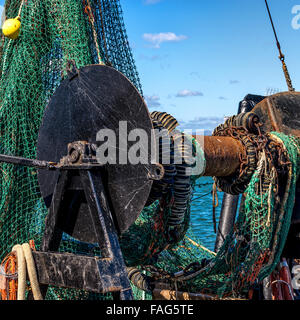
[
  {"left": 39, "top": 162, "right": 133, "bottom": 300},
  {"left": 0, "top": 141, "right": 136, "bottom": 300}
]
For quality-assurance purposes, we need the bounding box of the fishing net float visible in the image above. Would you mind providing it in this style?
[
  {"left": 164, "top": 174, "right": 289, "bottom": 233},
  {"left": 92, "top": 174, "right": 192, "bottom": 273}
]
[{"left": 0, "top": 0, "right": 299, "bottom": 301}]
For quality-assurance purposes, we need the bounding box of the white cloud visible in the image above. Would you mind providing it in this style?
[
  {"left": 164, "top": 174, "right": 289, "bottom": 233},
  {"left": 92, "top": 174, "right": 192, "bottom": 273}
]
[
  {"left": 143, "top": 32, "right": 187, "bottom": 48},
  {"left": 176, "top": 90, "right": 203, "bottom": 98},
  {"left": 145, "top": 95, "right": 161, "bottom": 109},
  {"left": 178, "top": 116, "right": 224, "bottom": 134}
]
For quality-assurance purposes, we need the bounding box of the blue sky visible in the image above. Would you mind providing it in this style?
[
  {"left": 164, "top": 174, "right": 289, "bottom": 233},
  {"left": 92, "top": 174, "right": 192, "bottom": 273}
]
[
  {"left": 1, "top": 0, "right": 300, "bottom": 131},
  {"left": 122, "top": 0, "right": 300, "bottom": 130}
]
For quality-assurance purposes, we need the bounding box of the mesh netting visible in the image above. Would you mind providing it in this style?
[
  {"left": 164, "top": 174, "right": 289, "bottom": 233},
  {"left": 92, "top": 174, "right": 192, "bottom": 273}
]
[
  {"left": 0, "top": 0, "right": 299, "bottom": 301},
  {"left": 0, "top": 0, "right": 142, "bottom": 300},
  {"left": 124, "top": 132, "right": 299, "bottom": 299}
]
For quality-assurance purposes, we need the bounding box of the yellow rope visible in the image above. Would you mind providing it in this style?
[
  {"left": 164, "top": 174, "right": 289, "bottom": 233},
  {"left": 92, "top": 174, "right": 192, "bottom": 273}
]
[
  {"left": 85, "top": 0, "right": 105, "bottom": 65},
  {"left": 17, "top": 0, "right": 25, "bottom": 18},
  {"left": 185, "top": 236, "right": 217, "bottom": 256}
]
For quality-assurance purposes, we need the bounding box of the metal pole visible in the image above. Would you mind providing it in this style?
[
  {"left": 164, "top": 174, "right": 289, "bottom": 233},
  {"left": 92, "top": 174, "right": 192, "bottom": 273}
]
[
  {"left": 214, "top": 95, "right": 261, "bottom": 252},
  {"left": 214, "top": 193, "right": 239, "bottom": 252},
  {"left": 0, "top": 153, "right": 56, "bottom": 170}
]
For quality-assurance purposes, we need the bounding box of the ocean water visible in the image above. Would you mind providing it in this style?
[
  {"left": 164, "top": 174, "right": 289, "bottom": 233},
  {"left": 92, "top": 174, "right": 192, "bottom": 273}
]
[{"left": 190, "top": 176, "right": 224, "bottom": 252}]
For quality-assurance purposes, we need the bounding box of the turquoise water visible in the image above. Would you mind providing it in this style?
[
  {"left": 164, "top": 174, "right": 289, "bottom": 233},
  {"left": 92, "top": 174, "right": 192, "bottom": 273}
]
[{"left": 190, "top": 176, "right": 224, "bottom": 252}]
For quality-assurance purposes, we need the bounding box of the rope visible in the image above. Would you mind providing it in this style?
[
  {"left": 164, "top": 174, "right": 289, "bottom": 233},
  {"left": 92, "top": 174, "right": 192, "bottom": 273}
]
[
  {"left": 22, "top": 243, "right": 43, "bottom": 300},
  {"left": 185, "top": 236, "right": 216, "bottom": 256},
  {"left": 264, "top": 0, "right": 295, "bottom": 92},
  {"left": 212, "top": 182, "right": 219, "bottom": 233},
  {"left": 1, "top": 39, "right": 12, "bottom": 77},
  {"left": 84, "top": 0, "right": 105, "bottom": 65},
  {"left": 0, "top": 252, "right": 18, "bottom": 300},
  {"left": 17, "top": 0, "right": 25, "bottom": 18},
  {"left": 11, "top": 243, "right": 43, "bottom": 300},
  {"left": 12, "top": 245, "right": 26, "bottom": 300}
]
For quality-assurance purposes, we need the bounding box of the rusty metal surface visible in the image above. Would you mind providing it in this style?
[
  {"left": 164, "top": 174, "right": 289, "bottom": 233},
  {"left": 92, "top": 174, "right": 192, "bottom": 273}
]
[
  {"left": 194, "top": 136, "right": 246, "bottom": 177},
  {"left": 253, "top": 91, "right": 300, "bottom": 138},
  {"left": 193, "top": 92, "right": 300, "bottom": 179},
  {"left": 153, "top": 289, "right": 215, "bottom": 301},
  {"left": 152, "top": 288, "right": 245, "bottom": 301}
]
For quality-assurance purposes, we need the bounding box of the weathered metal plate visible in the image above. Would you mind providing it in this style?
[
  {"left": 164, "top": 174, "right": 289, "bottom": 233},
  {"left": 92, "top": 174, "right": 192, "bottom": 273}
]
[
  {"left": 32, "top": 251, "right": 124, "bottom": 293},
  {"left": 253, "top": 91, "right": 300, "bottom": 137},
  {"left": 37, "top": 64, "right": 155, "bottom": 236}
]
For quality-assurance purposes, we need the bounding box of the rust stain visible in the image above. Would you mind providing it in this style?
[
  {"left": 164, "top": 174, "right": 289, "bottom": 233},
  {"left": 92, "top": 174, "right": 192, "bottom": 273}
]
[
  {"left": 266, "top": 97, "right": 280, "bottom": 132},
  {"left": 194, "top": 136, "right": 246, "bottom": 177}
]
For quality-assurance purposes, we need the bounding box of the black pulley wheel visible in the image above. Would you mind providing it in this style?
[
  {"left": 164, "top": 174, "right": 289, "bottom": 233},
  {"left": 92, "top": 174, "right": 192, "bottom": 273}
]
[{"left": 37, "top": 64, "right": 155, "bottom": 240}]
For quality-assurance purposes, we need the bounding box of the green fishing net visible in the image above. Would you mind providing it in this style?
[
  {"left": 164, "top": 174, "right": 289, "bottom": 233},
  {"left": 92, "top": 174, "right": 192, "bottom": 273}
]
[
  {"left": 0, "top": 0, "right": 299, "bottom": 301},
  {"left": 127, "top": 132, "right": 299, "bottom": 299},
  {"left": 0, "top": 0, "right": 142, "bottom": 300}
]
